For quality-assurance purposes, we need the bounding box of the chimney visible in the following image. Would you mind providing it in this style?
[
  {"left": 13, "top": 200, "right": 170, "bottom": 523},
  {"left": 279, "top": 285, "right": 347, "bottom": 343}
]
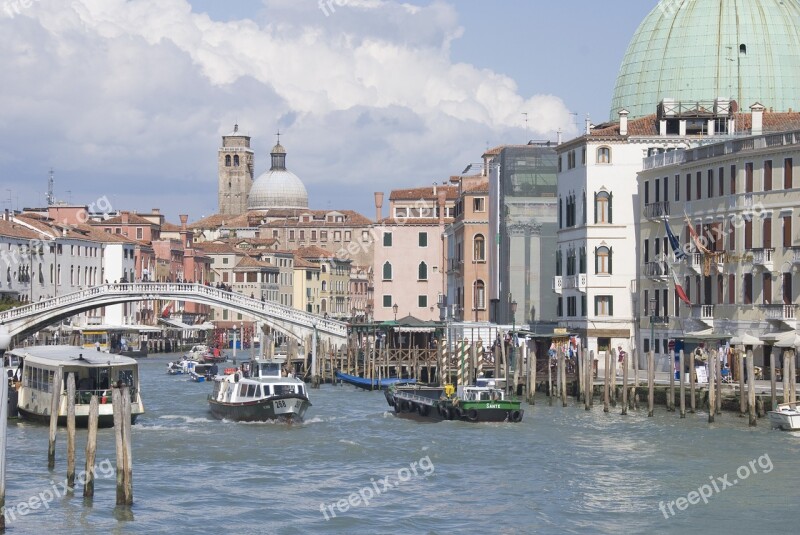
[
  {"left": 121, "top": 211, "right": 129, "bottom": 225},
  {"left": 180, "top": 214, "right": 188, "bottom": 230},
  {"left": 585, "top": 114, "right": 592, "bottom": 135},
  {"left": 437, "top": 190, "right": 447, "bottom": 224},
  {"left": 374, "top": 192, "right": 384, "bottom": 222},
  {"left": 152, "top": 208, "right": 160, "bottom": 215},
  {"left": 750, "top": 103, "right": 765, "bottom": 136},
  {"left": 618, "top": 108, "right": 629, "bottom": 136},
  {"left": 557, "top": 129, "right": 562, "bottom": 145},
  {"left": 433, "top": 182, "right": 437, "bottom": 196}
]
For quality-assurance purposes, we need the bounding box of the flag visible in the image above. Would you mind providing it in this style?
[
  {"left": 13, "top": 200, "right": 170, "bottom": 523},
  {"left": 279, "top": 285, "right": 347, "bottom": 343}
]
[
  {"left": 685, "top": 214, "right": 711, "bottom": 254},
  {"left": 671, "top": 267, "right": 692, "bottom": 306},
  {"left": 161, "top": 301, "right": 173, "bottom": 318},
  {"left": 664, "top": 218, "right": 687, "bottom": 261}
]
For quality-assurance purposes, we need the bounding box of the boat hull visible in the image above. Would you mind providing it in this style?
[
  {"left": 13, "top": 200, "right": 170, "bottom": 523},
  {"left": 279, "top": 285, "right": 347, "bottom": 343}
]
[
  {"left": 767, "top": 408, "right": 800, "bottom": 430},
  {"left": 386, "top": 389, "right": 524, "bottom": 423},
  {"left": 335, "top": 370, "right": 415, "bottom": 391},
  {"left": 208, "top": 394, "right": 310, "bottom": 423},
  {"left": 17, "top": 406, "right": 138, "bottom": 428}
]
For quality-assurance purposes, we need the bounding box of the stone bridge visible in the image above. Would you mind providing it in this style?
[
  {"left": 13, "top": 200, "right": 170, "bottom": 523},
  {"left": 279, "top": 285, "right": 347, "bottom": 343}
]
[{"left": 0, "top": 283, "right": 347, "bottom": 347}]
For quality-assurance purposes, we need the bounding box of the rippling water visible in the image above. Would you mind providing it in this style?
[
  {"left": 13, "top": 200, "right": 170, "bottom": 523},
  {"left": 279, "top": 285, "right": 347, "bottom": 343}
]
[{"left": 4, "top": 353, "right": 800, "bottom": 534}]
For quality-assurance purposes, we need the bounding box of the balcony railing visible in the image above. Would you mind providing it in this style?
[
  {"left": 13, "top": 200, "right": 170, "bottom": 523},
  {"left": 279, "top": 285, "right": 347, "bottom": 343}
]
[
  {"left": 643, "top": 201, "right": 670, "bottom": 219},
  {"left": 552, "top": 276, "right": 563, "bottom": 294},
  {"left": 752, "top": 248, "right": 775, "bottom": 270},
  {"left": 691, "top": 304, "right": 714, "bottom": 323},
  {"left": 650, "top": 315, "right": 670, "bottom": 325},
  {"left": 763, "top": 304, "right": 797, "bottom": 322},
  {"left": 792, "top": 247, "right": 800, "bottom": 264},
  {"left": 688, "top": 253, "right": 702, "bottom": 272},
  {"left": 644, "top": 261, "right": 667, "bottom": 278},
  {"left": 562, "top": 274, "right": 587, "bottom": 291}
]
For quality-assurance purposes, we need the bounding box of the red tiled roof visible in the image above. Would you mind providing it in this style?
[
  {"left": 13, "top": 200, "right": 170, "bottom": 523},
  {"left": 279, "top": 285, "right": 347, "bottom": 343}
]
[
  {"left": 389, "top": 186, "right": 458, "bottom": 201},
  {"left": 98, "top": 212, "right": 154, "bottom": 226},
  {"left": 0, "top": 219, "right": 43, "bottom": 240},
  {"left": 292, "top": 256, "right": 319, "bottom": 269},
  {"left": 464, "top": 180, "right": 489, "bottom": 194},
  {"left": 377, "top": 217, "right": 454, "bottom": 226},
  {"left": 233, "top": 256, "right": 278, "bottom": 271},
  {"left": 295, "top": 245, "right": 334, "bottom": 259},
  {"left": 195, "top": 242, "right": 239, "bottom": 254},
  {"left": 161, "top": 221, "right": 182, "bottom": 232}
]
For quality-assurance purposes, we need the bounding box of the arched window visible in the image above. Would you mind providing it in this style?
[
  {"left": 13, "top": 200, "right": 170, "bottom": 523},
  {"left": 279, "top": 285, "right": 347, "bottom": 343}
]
[
  {"left": 582, "top": 191, "right": 587, "bottom": 224},
  {"left": 321, "top": 299, "right": 327, "bottom": 312},
  {"left": 473, "top": 234, "right": 485, "bottom": 261},
  {"left": 594, "top": 191, "right": 612, "bottom": 224},
  {"left": 225, "top": 154, "right": 231, "bottom": 167},
  {"left": 418, "top": 261, "right": 428, "bottom": 281},
  {"left": 383, "top": 261, "right": 392, "bottom": 281},
  {"left": 321, "top": 280, "right": 327, "bottom": 291},
  {"left": 474, "top": 280, "right": 486, "bottom": 310},
  {"left": 597, "top": 147, "right": 611, "bottom": 164},
  {"left": 233, "top": 155, "right": 240, "bottom": 167},
  {"left": 595, "top": 246, "right": 613, "bottom": 274}
]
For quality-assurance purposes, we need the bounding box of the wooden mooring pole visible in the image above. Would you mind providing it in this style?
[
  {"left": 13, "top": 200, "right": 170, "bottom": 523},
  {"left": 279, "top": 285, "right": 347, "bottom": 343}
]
[
  {"left": 679, "top": 350, "right": 686, "bottom": 418},
  {"left": 66, "top": 373, "right": 76, "bottom": 489},
  {"left": 122, "top": 386, "right": 133, "bottom": 504},
  {"left": 610, "top": 349, "right": 617, "bottom": 407},
  {"left": 621, "top": 349, "right": 628, "bottom": 415},
  {"left": 739, "top": 350, "right": 746, "bottom": 417},
  {"left": 0, "top": 362, "right": 8, "bottom": 533},
  {"left": 48, "top": 368, "right": 63, "bottom": 469},
  {"left": 708, "top": 348, "right": 716, "bottom": 424},
  {"left": 689, "top": 349, "right": 696, "bottom": 414},
  {"left": 668, "top": 350, "right": 675, "bottom": 412},
  {"left": 560, "top": 348, "right": 567, "bottom": 407},
  {"left": 770, "top": 350, "right": 777, "bottom": 411},
  {"left": 547, "top": 348, "right": 553, "bottom": 406},
  {"left": 83, "top": 396, "right": 99, "bottom": 497},
  {"left": 585, "top": 350, "right": 593, "bottom": 411},
  {"left": 747, "top": 349, "right": 757, "bottom": 427},
  {"left": 647, "top": 350, "right": 654, "bottom": 417},
  {"left": 603, "top": 349, "right": 610, "bottom": 413}
]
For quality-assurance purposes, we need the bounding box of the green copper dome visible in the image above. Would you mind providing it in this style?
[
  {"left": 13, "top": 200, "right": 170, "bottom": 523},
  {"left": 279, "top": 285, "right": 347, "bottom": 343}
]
[{"left": 611, "top": 0, "right": 800, "bottom": 119}]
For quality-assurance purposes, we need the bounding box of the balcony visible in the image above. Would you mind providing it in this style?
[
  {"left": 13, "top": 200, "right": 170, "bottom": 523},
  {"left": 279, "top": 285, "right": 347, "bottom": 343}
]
[
  {"left": 552, "top": 276, "right": 563, "bottom": 294},
  {"left": 763, "top": 303, "right": 798, "bottom": 329},
  {"left": 791, "top": 247, "right": 800, "bottom": 265},
  {"left": 643, "top": 261, "right": 668, "bottom": 279},
  {"left": 752, "top": 248, "right": 775, "bottom": 271},
  {"left": 562, "top": 273, "right": 588, "bottom": 292},
  {"left": 691, "top": 304, "right": 715, "bottom": 327},
  {"left": 687, "top": 253, "right": 703, "bottom": 273},
  {"left": 650, "top": 315, "right": 670, "bottom": 325},
  {"left": 643, "top": 201, "right": 670, "bottom": 220}
]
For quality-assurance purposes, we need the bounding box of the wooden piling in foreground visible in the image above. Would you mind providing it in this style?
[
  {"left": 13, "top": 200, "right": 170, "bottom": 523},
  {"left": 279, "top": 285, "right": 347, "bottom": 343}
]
[
  {"left": 715, "top": 351, "right": 722, "bottom": 416},
  {"left": 747, "top": 350, "right": 756, "bottom": 427},
  {"left": 783, "top": 351, "right": 790, "bottom": 404},
  {"left": 585, "top": 350, "right": 593, "bottom": 411},
  {"left": 621, "top": 349, "right": 628, "bottom": 415},
  {"left": 789, "top": 350, "right": 797, "bottom": 410},
  {"left": 603, "top": 349, "right": 610, "bottom": 413},
  {"left": 738, "top": 350, "right": 746, "bottom": 417},
  {"left": 83, "top": 396, "right": 99, "bottom": 498},
  {"left": 560, "top": 349, "right": 567, "bottom": 407},
  {"left": 66, "top": 373, "right": 76, "bottom": 489},
  {"left": 647, "top": 351, "right": 654, "bottom": 417},
  {"left": 122, "top": 386, "right": 133, "bottom": 505},
  {"left": 708, "top": 349, "right": 716, "bottom": 424},
  {"left": 633, "top": 349, "right": 639, "bottom": 387},
  {"left": 547, "top": 348, "right": 553, "bottom": 406},
  {"left": 689, "top": 349, "right": 696, "bottom": 414},
  {"left": 679, "top": 350, "right": 686, "bottom": 418},
  {"left": 577, "top": 347, "right": 584, "bottom": 402},
  {"left": 610, "top": 349, "right": 617, "bottom": 407},
  {"left": 112, "top": 388, "right": 125, "bottom": 505},
  {"left": 770, "top": 350, "right": 777, "bottom": 411},
  {"left": 1, "top": 364, "right": 8, "bottom": 532},
  {"left": 668, "top": 350, "right": 675, "bottom": 412},
  {"left": 48, "top": 367, "right": 63, "bottom": 469}
]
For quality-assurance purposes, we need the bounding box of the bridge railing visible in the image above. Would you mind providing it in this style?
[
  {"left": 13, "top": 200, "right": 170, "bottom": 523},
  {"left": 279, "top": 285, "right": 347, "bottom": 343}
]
[{"left": 0, "top": 283, "right": 346, "bottom": 338}]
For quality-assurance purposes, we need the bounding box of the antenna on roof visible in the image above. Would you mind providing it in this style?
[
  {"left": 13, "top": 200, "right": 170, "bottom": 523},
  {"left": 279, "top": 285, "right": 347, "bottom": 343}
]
[{"left": 46, "top": 168, "right": 55, "bottom": 206}]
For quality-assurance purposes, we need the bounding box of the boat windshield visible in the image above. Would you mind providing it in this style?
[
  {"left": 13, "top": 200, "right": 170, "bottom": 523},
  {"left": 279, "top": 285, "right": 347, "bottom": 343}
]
[
  {"left": 274, "top": 384, "right": 296, "bottom": 395},
  {"left": 259, "top": 363, "right": 281, "bottom": 377}
]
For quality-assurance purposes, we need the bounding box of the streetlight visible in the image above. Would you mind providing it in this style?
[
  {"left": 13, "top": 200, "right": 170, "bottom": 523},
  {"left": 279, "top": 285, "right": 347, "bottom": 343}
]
[
  {"left": 393, "top": 303, "right": 398, "bottom": 321},
  {"left": 509, "top": 300, "right": 517, "bottom": 396}
]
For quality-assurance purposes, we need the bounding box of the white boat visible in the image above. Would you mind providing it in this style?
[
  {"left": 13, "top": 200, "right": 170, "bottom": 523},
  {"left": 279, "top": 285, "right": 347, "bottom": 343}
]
[
  {"left": 9, "top": 345, "right": 144, "bottom": 427},
  {"left": 208, "top": 358, "right": 310, "bottom": 422},
  {"left": 185, "top": 344, "right": 210, "bottom": 362},
  {"left": 767, "top": 403, "right": 800, "bottom": 431}
]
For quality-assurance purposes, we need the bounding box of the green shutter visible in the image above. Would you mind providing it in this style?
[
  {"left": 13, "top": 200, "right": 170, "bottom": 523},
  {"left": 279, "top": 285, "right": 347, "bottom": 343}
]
[
  {"left": 593, "top": 193, "right": 597, "bottom": 224},
  {"left": 608, "top": 247, "right": 613, "bottom": 274},
  {"left": 608, "top": 193, "right": 613, "bottom": 223},
  {"left": 609, "top": 296, "right": 614, "bottom": 316},
  {"left": 594, "top": 297, "right": 598, "bottom": 316},
  {"left": 594, "top": 247, "right": 598, "bottom": 274}
]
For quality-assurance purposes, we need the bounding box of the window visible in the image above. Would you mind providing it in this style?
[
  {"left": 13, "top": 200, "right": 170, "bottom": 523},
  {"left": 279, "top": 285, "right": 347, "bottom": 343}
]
[
  {"left": 558, "top": 197, "right": 563, "bottom": 229},
  {"left": 321, "top": 231, "right": 328, "bottom": 242},
  {"left": 594, "top": 191, "right": 612, "bottom": 223},
  {"left": 728, "top": 273, "right": 736, "bottom": 305},
  {"left": 418, "top": 232, "right": 428, "bottom": 247},
  {"left": 383, "top": 232, "right": 392, "bottom": 247},
  {"left": 595, "top": 246, "right": 612, "bottom": 274},
  {"left": 764, "top": 160, "right": 773, "bottom": 191},
  {"left": 728, "top": 217, "right": 737, "bottom": 251},
  {"left": 382, "top": 262, "right": 392, "bottom": 281},
  {"left": 783, "top": 215, "right": 792, "bottom": 247},
  {"left": 595, "top": 296, "right": 613, "bottom": 316},
  {"left": 225, "top": 155, "right": 231, "bottom": 167},
  {"left": 674, "top": 175, "right": 680, "bottom": 201},
  {"left": 311, "top": 230, "right": 317, "bottom": 241},
  {"left": 581, "top": 147, "right": 586, "bottom": 165},
  {"left": 557, "top": 297, "right": 563, "bottom": 317},
  {"left": 644, "top": 181, "right": 650, "bottom": 205},
  {"left": 745, "top": 162, "right": 754, "bottom": 192},
  {"left": 383, "top": 295, "right": 392, "bottom": 308},
  {"left": 556, "top": 250, "right": 562, "bottom": 276},
  {"left": 597, "top": 147, "right": 611, "bottom": 164},
  {"left": 763, "top": 217, "right": 772, "bottom": 249},
  {"left": 567, "top": 296, "right": 577, "bottom": 317},
  {"left": 743, "top": 273, "right": 753, "bottom": 305},
  {"left": 579, "top": 247, "right": 586, "bottom": 274},
  {"left": 418, "top": 262, "right": 428, "bottom": 281},
  {"left": 473, "top": 197, "right": 485, "bottom": 212},
  {"left": 582, "top": 192, "right": 587, "bottom": 224},
  {"left": 718, "top": 167, "right": 724, "bottom": 196},
  {"left": 299, "top": 230, "right": 305, "bottom": 241},
  {"left": 707, "top": 169, "right": 714, "bottom": 198},
  {"left": 418, "top": 295, "right": 427, "bottom": 308},
  {"left": 785, "top": 158, "right": 794, "bottom": 189},
  {"left": 474, "top": 280, "right": 485, "bottom": 309},
  {"left": 730, "top": 165, "right": 737, "bottom": 194},
  {"left": 696, "top": 171, "right": 702, "bottom": 200},
  {"left": 763, "top": 273, "right": 772, "bottom": 305},
  {"left": 222, "top": 257, "right": 229, "bottom": 265},
  {"left": 362, "top": 230, "right": 369, "bottom": 242},
  {"left": 467, "top": 234, "right": 485, "bottom": 262},
  {"left": 289, "top": 230, "right": 295, "bottom": 241},
  {"left": 744, "top": 218, "right": 753, "bottom": 250},
  {"left": 233, "top": 155, "right": 240, "bottom": 167},
  {"left": 136, "top": 228, "right": 143, "bottom": 240},
  {"left": 333, "top": 231, "right": 341, "bottom": 241},
  {"left": 344, "top": 231, "right": 351, "bottom": 241}
]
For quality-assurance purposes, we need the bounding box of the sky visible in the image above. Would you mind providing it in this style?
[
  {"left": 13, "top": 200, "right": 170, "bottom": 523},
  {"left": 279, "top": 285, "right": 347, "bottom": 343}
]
[{"left": 0, "top": 0, "right": 655, "bottom": 223}]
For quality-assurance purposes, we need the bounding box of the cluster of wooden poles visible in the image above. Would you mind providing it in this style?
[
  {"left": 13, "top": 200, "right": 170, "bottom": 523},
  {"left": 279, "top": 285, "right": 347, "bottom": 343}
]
[
  {"left": 0, "top": 368, "right": 134, "bottom": 531},
  {"left": 524, "top": 346, "right": 796, "bottom": 425}
]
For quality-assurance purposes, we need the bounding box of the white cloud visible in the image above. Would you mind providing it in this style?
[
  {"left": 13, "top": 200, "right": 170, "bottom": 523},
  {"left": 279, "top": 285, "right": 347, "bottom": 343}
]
[{"left": 0, "top": 0, "right": 572, "bottom": 220}]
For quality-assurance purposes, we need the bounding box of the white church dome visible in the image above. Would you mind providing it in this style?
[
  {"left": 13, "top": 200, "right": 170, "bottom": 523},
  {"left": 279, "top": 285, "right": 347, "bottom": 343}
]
[{"left": 247, "top": 141, "right": 308, "bottom": 210}]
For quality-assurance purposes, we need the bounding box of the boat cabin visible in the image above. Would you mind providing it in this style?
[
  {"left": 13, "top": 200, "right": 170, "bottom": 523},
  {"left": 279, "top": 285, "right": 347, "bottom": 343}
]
[{"left": 462, "top": 386, "right": 506, "bottom": 402}]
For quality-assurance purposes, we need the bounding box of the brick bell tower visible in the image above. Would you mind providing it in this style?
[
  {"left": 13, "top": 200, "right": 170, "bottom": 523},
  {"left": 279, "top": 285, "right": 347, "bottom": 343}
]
[{"left": 218, "top": 124, "right": 254, "bottom": 216}]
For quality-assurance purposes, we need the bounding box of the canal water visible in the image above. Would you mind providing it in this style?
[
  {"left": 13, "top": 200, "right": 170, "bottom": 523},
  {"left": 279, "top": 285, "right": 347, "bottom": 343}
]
[{"left": 4, "top": 353, "right": 800, "bottom": 534}]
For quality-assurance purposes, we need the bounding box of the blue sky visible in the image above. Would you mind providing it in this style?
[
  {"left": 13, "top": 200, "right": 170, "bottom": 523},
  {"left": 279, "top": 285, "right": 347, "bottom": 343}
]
[{"left": 0, "top": 0, "right": 656, "bottom": 221}]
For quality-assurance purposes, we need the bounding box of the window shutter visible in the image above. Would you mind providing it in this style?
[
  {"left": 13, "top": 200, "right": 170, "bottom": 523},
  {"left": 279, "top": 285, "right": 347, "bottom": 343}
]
[
  {"left": 594, "top": 297, "right": 598, "bottom": 316},
  {"left": 593, "top": 193, "right": 597, "bottom": 224},
  {"left": 608, "top": 247, "right": 613, "bottom": 274},
  {"left": 594, "top": 247, "right": 598, "bottom": 274},
  {"left": 608, "top": 193, "right": 613, "bottom": 224}
]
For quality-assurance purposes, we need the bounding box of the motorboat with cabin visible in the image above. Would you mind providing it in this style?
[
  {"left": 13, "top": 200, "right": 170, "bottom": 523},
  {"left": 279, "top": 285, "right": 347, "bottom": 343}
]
[
  {"left": 767, "top": 403, "right": 800, "bottom": 431},
  {"left": 208, "top": 357, "right": 310, "bottom": 422},
  {"left": 9, "top": 345, "right": 144, "bottom": 427}
]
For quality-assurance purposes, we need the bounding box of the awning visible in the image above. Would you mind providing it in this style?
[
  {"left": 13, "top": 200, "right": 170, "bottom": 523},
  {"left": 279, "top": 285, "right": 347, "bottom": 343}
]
[
  {"left": 159, "top": 318, "right": 202, "bottom": 330},
  {"left": 775, "top": 332, "right": 800, "bottom": 348},
  {"left": 77, "top": 324, "right": 162, "bottom": 332},
  {"left": 730, "top": 333, "right": 764, "bottom": 346}
]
